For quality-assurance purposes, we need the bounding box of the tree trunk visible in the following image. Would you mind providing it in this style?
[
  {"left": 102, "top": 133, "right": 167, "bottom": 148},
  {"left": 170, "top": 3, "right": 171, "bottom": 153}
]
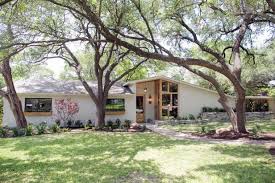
[
  {"left": 95, "top": 103, "right": 105, "bottom": 129},
  {"left": 218, "top": 96, "right": 238, "bottom": 131},
  {"left": 2, "top": 59, "right": 27, "bottom": 128},
  {"left": 235, "top": 92, "right": 247, "bottom": 133}
]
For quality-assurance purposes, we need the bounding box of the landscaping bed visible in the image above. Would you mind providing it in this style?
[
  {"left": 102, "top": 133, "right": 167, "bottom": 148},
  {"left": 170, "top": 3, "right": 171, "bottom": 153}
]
[
  {"left": 0, "top": 119, "right": 146, "bottom": 139},
  {"left": 159, "top": 119, "right": 275, "bottom": 140}
]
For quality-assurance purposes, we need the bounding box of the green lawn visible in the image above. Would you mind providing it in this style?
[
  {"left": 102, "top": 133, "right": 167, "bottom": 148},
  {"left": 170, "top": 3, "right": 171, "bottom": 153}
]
[
  {"left": 162, "top": 120, "right": 275, "bottom": 133},
  {"left": 0, "top": 132, "right": 274, "bottom": 183}
]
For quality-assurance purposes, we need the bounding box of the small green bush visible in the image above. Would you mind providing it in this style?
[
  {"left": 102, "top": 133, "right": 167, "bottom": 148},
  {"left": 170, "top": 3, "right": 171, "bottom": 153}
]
[
  {"left": 55, "top": 119, "right": 61, "bottom": 126},
  {"left": 62, "top": 128, "right": 71, "bottom": 132},
  {"left": 12, "top": 128, "right": 20, "bottom": 137},
  {"left": 84, "top": 124, "right": 90, "bottom": 130},
  {"left": 251, "top": 123, "right": 262, "bottom": 138},
  {"left": 51, "top": 124, "right": 60, "bottom": 133},
  {"left": 75, "top": 120, "right": 83, "bottom": 128},
  {"left": 36, "top": 122, "right": 47, "bottom": 135},
  {"left": 182, "top": 116, "right": 188, "bottom": 120},
  {"left": 26, "top": 124, "right": 33, "bottom": 136},
  {"left": 200, "top": 125, "right": 206, "bottom": 133},
  {"left": 124, "top": 120, "right": 132, "bottom": 129},
  {"left": 12, "top": 128, "right": 26, "bottom": 137},
  {"left": 188, "top": 114, "right": 196, "bottom": 120},
  {"left": 0, "top": 127, "right": 8, "bottom": 138},
  {"left": 67, "top": 120, "right": 74, "bottom": 128},
  {"left": 115, "top": 118, "right": 121, "bottom": 128},
  {"left": 107, "top": 120, "right": 113, "bottom": 129},
  {"left": 202, "top": 106, "right": 225, "bottom": 112},
  {"left": 86, "top": 120, "right": 94, "bottom": 127}
]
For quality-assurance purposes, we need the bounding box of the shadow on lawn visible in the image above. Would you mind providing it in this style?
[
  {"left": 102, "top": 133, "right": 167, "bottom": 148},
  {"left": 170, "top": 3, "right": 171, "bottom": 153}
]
[
  {"left": 193, "top": 161, "right": 275, "bottom": 183},
  {"left": 198, "top": 144, "right": 275, "bottom": 183},
  {"left": 0, "top": 132, "right": 199, "bottom": 182},
  {"left": 212, "top": 144, "right": 270, "bottom": 158}
]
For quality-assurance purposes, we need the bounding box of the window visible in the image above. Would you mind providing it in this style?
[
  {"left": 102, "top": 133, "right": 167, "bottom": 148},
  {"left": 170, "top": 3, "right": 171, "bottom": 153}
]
[
  {"left": 106, "top": 99, "right": 125, "bottom": 111},
  {"left": 162, "top": 81, "right": 168, "bottom": 92},
  {"left": 160, "top": 80, "right": 178, "bottom": 119},
  {"left": 162, "top": 109, "right": 168, "bottom": 117},
  {"left": 25, "top": 98, "right": 52, "bottom": 112},
  {"left": 136, "top": 96, "right": 144, "bottom": 110},
  {"left": 169, "top": 83, "right": 178, "bottom": 92},
  {"left": 172, "top": 94, "right": 178, "bottom": 106},
  {"left": 162, "top": 94, "right": 171, "bottom": 106},
  {"left": 246, "top": 99, "right": 269, "bottom": 112},
  {"left": 170, "top": 107, "right": 178, "bottom": 118}
]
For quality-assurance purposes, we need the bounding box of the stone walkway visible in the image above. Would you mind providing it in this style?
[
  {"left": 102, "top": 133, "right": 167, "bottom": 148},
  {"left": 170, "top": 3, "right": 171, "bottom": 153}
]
[{"left": 146, "top": 123, "right": 275, "bottom": 149}]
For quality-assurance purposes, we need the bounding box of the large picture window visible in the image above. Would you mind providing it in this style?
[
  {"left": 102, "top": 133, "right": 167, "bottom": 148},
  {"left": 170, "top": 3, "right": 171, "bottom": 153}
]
[
  {"left": 25, "top": 98, "right": 52, "bottom": 112},
  {"left": 106, "top": 98, "right": 125, "bottom": 111},
  {"left": 161, "top": 80, "right": 178, "bottom": 118}
]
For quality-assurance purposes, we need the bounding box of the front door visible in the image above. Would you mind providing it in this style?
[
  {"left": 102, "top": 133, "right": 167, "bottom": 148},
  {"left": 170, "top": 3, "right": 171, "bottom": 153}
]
[{"left": 136, "top": 96, "right": 145, "bottom": 123}]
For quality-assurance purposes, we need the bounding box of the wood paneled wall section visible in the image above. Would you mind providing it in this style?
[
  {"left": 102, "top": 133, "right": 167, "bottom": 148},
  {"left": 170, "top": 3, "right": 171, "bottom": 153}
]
[{"left": 154, "top": 79, "right": 161, "bottom": 120}]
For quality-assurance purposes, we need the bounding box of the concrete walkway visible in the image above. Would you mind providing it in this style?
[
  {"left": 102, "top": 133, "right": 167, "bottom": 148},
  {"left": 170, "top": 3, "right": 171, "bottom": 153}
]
[{"left": 146, "top": 123, "right": 275, "bottom": 148}]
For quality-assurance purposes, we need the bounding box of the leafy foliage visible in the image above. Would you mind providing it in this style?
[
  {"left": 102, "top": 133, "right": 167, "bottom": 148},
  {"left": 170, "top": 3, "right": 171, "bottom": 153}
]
[
  {"left": 54, "top": 98, "right": 79, "bottom": 125},
  {"left": 36, "top": 122, "right": 47, "bottom": 135},
  {"left": 26, "top": 124, "right": 33, "bottom": 136}
]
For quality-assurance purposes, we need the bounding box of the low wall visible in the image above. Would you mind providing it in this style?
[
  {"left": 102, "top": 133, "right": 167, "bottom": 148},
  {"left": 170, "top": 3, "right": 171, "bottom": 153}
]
[{"left": 201, "top": 112, "right": 275, "bottom": 122}]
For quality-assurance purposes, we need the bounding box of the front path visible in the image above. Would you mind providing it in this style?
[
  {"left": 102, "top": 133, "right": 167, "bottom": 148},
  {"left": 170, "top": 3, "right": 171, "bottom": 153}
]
[{"left": 146, "top": 123, "right": 275, "bottom": 151}]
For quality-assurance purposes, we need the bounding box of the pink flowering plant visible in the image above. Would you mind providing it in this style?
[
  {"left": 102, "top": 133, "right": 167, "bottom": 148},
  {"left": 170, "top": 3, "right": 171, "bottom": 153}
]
[{"left": 54, "top": 98, "right": 79, "bottom": 125}]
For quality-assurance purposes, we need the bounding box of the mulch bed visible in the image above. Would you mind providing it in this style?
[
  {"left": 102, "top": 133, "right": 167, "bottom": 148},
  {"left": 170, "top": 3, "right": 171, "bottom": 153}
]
[
  {"left": 251, "top": 133, "right": 275, "bottom": 140},
  {"left": 192, "top": 131, "right": 275, "bottom": 141}
]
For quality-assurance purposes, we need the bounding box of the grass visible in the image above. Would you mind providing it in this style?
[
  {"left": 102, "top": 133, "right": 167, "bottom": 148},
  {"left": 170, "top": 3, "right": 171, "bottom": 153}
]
[
  {"left": 0, "top": 131, "right": 274, "bottom": 182},
  {"left": 162, "top": 119, "right": 275, "bottom": 133}
]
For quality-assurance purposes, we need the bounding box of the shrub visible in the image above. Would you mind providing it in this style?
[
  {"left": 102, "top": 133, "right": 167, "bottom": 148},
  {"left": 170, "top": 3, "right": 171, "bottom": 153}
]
[
  {"left": 84, "top": 124, "right": 90, "bottom": 130},
  {"left": 67, "top": 119, "right": 74, "bottom": 128},
  {"left": 106, "top": 120, "right": 113, "bottom": 129},
  {"left": 61, "top": 128, "right": 71, "bottom": 132},
  {"left": 182, "top": 116, "right": 188, "bottom": 120},
  {"left": 12, "top": 128, "right": 26, "bottom": 137},
  {"left": 26, "top": 124, "right": 33, "bottom": 136},
  {"left": 36, "top": 122, "right": 47, "bottom": 135},
  {"left": 55, "top": 119, "right": 61, "bottom": 126},
  {"left": 12, "top": 128, "right": 20, "bottom": 137},
  {"left": 200, "top": 125, "right": 206, "bottom": 133},
  {"left": 255, "top": 124, "right": 262, "bottom": 132},
  {"left": 250, "top": 123, "right": 262, "bottom": 138},
  {"left": 124, "top": 120, "right": 132, "bottom": 129},
  {"left": 86, "top": 120, "right": 94, "bottom": 127},
  {"left": 188, "top": 114, "right": 196, "bottom": 120},
  {"left": 0, "top": 127, "right": 8, "bottom": 138},
  {"left": 51, "top": 124, "right": 60, "bottom": 133},
  {"left": 202, "top": 106, "right": 226, "bottom": 113},
  {"left": 75, "top": 120, "right": 83, "bottom": 128},
  {"left": 251, "top": 127, "right": 259, "bottom": 137},
  {"left": 115, "top": 118, "right": 121, "bottom": 128}
]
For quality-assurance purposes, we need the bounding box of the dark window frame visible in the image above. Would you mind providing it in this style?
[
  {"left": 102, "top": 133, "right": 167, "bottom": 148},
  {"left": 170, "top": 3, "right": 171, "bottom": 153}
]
[
  {"left": 105, "top": 98, "right": 125, "bottom": 112},
  {"left": 25, "top": 98, "right": 52, "bottom": 112}
]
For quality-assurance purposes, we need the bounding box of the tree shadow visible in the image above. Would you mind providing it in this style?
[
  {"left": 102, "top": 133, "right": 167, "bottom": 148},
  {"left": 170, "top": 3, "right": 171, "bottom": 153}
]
[
  {"left": 0, "top": 132, "right": 201, "bottom": 182},
  {"left": 192, "top": 161, "right": 275, "bottom": 183},
  {"left": 211, "top": 144, "right": 271, "bottom": 158}
]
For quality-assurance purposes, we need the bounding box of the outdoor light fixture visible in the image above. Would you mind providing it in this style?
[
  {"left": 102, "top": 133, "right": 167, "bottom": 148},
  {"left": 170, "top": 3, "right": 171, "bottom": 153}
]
[
  {"left": 148, "top": 94, "right": 152, "bottom": 104},
  {"left": 144, "top": 88, "right": 147, "bottom": 93}
]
